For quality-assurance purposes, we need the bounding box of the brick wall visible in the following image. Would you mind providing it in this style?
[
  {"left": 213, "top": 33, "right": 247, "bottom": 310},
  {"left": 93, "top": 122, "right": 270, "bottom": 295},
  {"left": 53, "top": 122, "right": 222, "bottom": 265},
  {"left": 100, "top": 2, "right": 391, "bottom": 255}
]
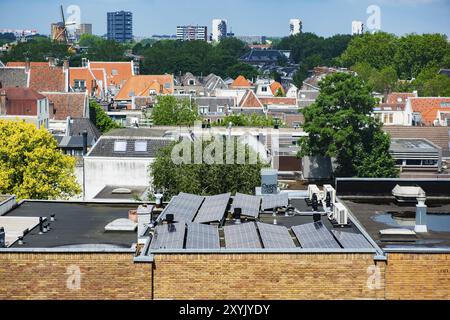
[
  {"left": 0, "top": 253, "right": 152, "bottom": 300},
  {"left": 152, "top": 253, "right": 386, "bottom": 300},
  {"left": 385, "top": 253, "right": 450, "bottom": 300}
]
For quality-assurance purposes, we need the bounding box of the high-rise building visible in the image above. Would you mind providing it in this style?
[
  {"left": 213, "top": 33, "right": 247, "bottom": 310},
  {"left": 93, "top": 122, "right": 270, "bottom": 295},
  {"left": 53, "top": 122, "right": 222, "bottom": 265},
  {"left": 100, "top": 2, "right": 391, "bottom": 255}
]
[
  {"left": 78, "top": 23, "right": 92, "bottom": 36},
  {"left": 107, "top": 11, "right": 133, "bottom": 42},
  {"left": 289, "top": 19, "right": 302, "bottom": 36},
  {"left": 352, "top": 21, "right": 364, "bottom": 35},
  {"left": 211, "top": 19, "right": 227, "bottom": 42},
  {"left": 176, "top": 25, "right": 208, "bottom": 41}
]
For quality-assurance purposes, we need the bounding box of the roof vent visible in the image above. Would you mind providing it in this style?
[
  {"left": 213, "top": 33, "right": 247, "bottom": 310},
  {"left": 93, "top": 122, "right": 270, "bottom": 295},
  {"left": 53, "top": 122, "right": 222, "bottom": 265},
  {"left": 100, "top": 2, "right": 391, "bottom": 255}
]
[
  {"left": 112, "top": 187, "right": 132, "bottom": 194},
  {"left": 392, "top": 185, "right": 426, "bottom": 203},
  {"left": 104, "top": 218, "right": 137, "bottom": 232}
]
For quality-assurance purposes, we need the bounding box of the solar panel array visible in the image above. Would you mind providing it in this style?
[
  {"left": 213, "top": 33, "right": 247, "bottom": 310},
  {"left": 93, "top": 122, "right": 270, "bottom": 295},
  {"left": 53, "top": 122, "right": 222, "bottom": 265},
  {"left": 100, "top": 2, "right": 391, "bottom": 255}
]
[
  {"left": 160, "top": 193, "right": 205, "bottom": 223},
  {"left": 261, "top": 193, "right": 289, "bottom": 210},
  {"left": 150, "top": 223, "right": 186, "bottom": 249},
  {"left": 186, "top": 223, "right": 220, "bottom": 249},
  {"left": 292, "top": 222, "right": 341, "bottom": 249},
  {"left": 224, "top": 222, "right": 262, "bottom": 249},
  {"left": 231, "top": 193, "right": 261, "bottom": 218},
  {"left": 331, "top": 230, "right": 372, "bottom": 249},
  {"left": 194, "top": 193, "right": 231, "bottom": 223},
  {"left": 256, "top": 222, "right": 296, "bottom": 249}
]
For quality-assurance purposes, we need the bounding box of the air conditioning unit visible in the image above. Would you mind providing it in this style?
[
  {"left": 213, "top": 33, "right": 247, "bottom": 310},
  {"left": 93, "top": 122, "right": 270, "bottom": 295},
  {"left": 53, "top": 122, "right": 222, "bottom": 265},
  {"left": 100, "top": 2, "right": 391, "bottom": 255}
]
[
  {"left": 323, "top": 184, "right": 336, "bottom": 206},
  {"left": 332, "top": 202, "right": 348, "bottom": 226},
  {"left": 307, "top": 184, "right": 322, "bottom": 201}
]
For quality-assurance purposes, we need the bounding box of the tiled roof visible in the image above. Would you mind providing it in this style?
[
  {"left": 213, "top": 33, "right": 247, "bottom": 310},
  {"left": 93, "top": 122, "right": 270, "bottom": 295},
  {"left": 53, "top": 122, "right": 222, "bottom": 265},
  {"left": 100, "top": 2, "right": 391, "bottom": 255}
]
[
  {"left": 384, "top": 126, "right": 450, "bottom": 151},
  {"left": 239, "top": 90, "right": 263, "bottom": 108},
  {"left": 0, "top": 67, "right": 28, "bottom": 88},
  {"left": 68, "top": 117, "right": 101, "bottom": 140},
  {"left": 2, "top": 87, "right": 45, "bottom": 100},
  {"left": 6, "top": 62, "right": 49, "bottom": 67},
  {"left": 89, "top": 61, "right": 133, "bottom": 88},
  {"left": 409, "top": 97, "right": 450, "bottom": 125},
  {"left": 270, "top": 81, "right": 284, "bottom": 95},
  {"left": 69, "top": 67, "right": 97, "bottom": 94},
  {"left": 42, "top": 92, "right": 88, "bottom": 120},
  {"left": 259, "top": 97, "right": 297, "bottom": 106},
  {"left": 230, "top": 75, "right": 252, "bottom": 88},
  {"left": 386, "top": 92, "right": 416, "bottom": 104},
  {"left": 29, "top": 65, "right": 66, "bottom": 92},
  {"left": 87, "top": 137, "right": 173, "bottom": 158},
  {"left": 115, "top": 75, "right": 174, "bottom": 100}
]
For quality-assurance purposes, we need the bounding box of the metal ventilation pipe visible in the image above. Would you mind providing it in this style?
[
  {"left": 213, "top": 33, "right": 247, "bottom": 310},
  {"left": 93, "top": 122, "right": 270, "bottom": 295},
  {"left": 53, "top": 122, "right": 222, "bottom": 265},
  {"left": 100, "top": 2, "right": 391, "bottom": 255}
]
[
  {"left": 415, "top": 193, "right": 428, "bottom": 233},
  {"left": 0, "top": 227, "right": 5, "bottom": 248}
]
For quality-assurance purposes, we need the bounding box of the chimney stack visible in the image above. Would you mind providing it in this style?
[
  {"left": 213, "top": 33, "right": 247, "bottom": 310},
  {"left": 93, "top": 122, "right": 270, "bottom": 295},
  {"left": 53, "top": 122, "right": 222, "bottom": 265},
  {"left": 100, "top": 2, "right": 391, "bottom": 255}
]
[
  {"left": 137, "top": 204, "right": 153, "bottom": 238},
  {"left": 415, "top": 196, "right": 428, "bottom": 233},
  {"left": 25, "top": 58, "right": 30, "bottom": 73},
  {"left": 48, "top": 57, "right": 56, "bottom": 67},
  {"left": 0, "top": 88, "right": 6, "bottom": 115},
  {"left": 82, "top": 130, "right": 88, "bottom": 155},
  {"left": 63, "top": 59, "right": 69, "bottom": 71}
]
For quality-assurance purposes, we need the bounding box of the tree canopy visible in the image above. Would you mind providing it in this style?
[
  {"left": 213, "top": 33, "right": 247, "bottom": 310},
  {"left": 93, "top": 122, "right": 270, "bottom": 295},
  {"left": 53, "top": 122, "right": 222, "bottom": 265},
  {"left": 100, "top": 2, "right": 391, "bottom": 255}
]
[
  {"left": 141, "top": 38, "right": 258, "bottom": 79},
  {"left": 275, "top": 33, "right": 353, "bottom": 87},
  {"left": 152, "top": 96, "right": 200, "bottom": 126},
  {"left": 89, "top": 100, "right": 121, "bottom": 133},
  {"left": 150, "top": 137, "right": 266, "bottom": 199},
  {"left": 214, "top": 113, "right": 277, "bottom": 127},
  {"left": 0, "top": 120, "right": 81, "bottom": 200},
  {"left": 299, "top": 72, "right": 398, "bottom": 178}
]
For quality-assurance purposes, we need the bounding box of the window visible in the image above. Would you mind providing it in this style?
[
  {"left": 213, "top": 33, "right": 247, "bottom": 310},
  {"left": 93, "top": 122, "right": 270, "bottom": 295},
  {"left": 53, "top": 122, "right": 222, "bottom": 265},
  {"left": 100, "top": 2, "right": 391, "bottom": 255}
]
[
  {"left": 188, "top": 79, "right": 195, "bottom": 85},
  {"left": 405, "top": 159, "right": 422, "bottom": 166},
  {"left": 440, "top": 102, "right": 450, "bottom": 108},
  {"left": 164, "top": 82, "right": 171, "bottom": 89},
  {"left": 200, "top": 107, "right": 209, "bottom": 114},
  {"left": 217, "top": 106, "right": 224, "bottom": 113},
  {"left": 114, "top": 141, "right": 127, "bottom": 152},
  {"left": 135, "top": 141, "right": 147, "bottom": 152},
  {"left": 261, "top": 86, "right": 268, "bottom": 92},
  {"left": 422, "top": 159, "right": 437, "bottom": 166},
  {"left": 74, "top": 80, "right": 86, "bottom": 91},
  {"left": 111, "top": 69, "right": 118, "bottom": 76}
]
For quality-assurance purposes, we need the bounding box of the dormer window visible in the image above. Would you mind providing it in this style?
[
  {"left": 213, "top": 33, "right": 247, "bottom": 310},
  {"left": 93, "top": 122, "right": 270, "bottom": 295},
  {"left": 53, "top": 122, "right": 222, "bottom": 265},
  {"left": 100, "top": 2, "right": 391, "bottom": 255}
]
[
  {"left": 111, "top": 69, "right": 118, "bottom": 76},
  {"left": 189, "top": 79, "right": 195, "bottom": 85}
]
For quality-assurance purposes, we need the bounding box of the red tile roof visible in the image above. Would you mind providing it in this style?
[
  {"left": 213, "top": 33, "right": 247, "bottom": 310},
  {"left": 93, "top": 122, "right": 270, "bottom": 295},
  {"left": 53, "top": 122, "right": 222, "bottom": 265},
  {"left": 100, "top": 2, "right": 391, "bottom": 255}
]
[
  {"left": 115, "top": 75, "right": 174, "bottom": 101},
  {"left": 270, "top": 82, "right": 285, "bottom": 95},
  {"left": 239, "top": 90, "right": 263, "bottom": 108},
  {"left": 409, "top": 97, "right": 450, "bottom": 125},
  {"left": 6, "top": 62, "right": 49, "bottom": 67},
  {"left": 259, "top": 97, "right": 297, "bottom": 106},
  {"left": 377, "top": 103, "right": 406, "bottom": 111},
  {"left": 230, "top": 75, "right": 252, "bottom": 88},
  {"left": 29, "top": 65, "right": 67, "bottom": 92},
  {"left": 89, "top": 61, "right": 133, "bottom": 88},
  {"left": 386, "top": 92, "right": 416, "bottom": 104},
  {"left": 42, "top": 92, "right": 88, "bottom": 120},
  {"left": 2, "top": 87, "right": 46, "bottom": 100}
]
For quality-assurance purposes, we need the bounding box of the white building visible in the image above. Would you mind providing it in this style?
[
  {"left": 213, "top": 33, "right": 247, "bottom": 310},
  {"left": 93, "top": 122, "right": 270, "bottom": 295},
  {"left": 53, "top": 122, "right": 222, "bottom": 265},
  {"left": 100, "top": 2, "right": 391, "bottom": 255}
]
[
  {"left": 84, "top": 129, "right": 174, "bottom": 200},
  {"left": 352, "top": 21, "right": 364, "bottom": 35},
  {"left": 176, "top": 25, "right": 208, "bottom": 41},
  {"left": 289, "top": 19, "right": 302, "bottom": 36},
  {"left": 212, "top": 19, "right": 227, "bottom": 42}
]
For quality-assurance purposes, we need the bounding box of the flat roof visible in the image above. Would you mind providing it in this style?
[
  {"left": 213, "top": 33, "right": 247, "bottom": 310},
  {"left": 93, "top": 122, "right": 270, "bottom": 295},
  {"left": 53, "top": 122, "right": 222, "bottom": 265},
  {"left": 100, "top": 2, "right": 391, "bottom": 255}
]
[
  {"left": 342, "top": 198, "right": 450, "bottom": 250},
  {"left": 3, "top": 201, "right": 140, "bottom": 250},
  {"left": 94, "top": 185, "right": 148, "bottom": 201}
]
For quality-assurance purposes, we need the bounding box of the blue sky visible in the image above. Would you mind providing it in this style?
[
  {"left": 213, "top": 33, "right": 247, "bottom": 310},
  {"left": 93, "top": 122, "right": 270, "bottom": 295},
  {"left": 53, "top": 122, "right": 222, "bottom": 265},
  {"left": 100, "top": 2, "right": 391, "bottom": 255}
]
[{"left": 0, "top": 0, "right": 449, "bottom": 37}]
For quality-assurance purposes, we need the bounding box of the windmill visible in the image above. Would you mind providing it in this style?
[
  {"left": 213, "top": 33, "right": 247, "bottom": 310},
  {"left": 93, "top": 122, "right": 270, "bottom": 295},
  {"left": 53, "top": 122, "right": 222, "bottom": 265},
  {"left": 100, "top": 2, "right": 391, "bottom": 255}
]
[{"left": 52, "top": 5, "right": 76, "bottom": 45}]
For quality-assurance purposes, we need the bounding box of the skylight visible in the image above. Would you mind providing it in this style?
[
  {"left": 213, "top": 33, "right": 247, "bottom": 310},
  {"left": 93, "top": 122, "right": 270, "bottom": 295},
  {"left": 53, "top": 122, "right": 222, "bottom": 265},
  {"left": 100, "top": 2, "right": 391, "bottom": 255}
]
[
  {"left": 135, "top": 140, "right": 147, "bottom": 152},
  {"left": 114, "top": 141, "right": 127, "bottom": 152}
]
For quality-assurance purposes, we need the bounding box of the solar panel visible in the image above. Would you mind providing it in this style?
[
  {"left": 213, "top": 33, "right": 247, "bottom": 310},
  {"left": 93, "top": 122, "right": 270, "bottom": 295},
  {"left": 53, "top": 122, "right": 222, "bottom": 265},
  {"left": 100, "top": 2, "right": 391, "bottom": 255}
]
[
  {"left": 160, "top": 193, "right": 205, "bottom": 223},
  {"left": 231, "top": 193, "right": 261, "bottom": 218},
  {"left": 291, "top": 222, "right": 340, "bottom": 249},
  {"left": 150, "top": 223, "right": 186, "bottom": 249},
  {"left": 194, "top": 193, "right": 231, "bottom": 223},
  {"left": 186, "top": 223, "right": 220, "bottom": 249},
  {"left": 224, "top": 222, "right": 262, "bottom": 249},
  {"left": 256, "top": 222, "right": 296, "bottom": 249},
  {"left": 331, "top": 230, "right": 372, "bottom": 249},
  {"left": 261, "top": 193, "right": 289, "bottom": 210}
]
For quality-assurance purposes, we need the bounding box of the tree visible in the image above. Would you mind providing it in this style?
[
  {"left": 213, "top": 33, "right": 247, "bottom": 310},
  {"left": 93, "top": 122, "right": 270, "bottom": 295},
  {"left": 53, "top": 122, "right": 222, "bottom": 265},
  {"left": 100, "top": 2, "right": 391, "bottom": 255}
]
[
  {"left": 298, "top": 72, "right": 398, "bottom": 178},
  {"left": 339, "top": 32, "right": 398, "bottom": 70},
  {"left": 152, "top": 96, "right": 199, "bottom": 126},
  {"left": 89, "top": 100, "right": 121, "bottom": 133},
  {"left": 150, "top": 137, "right": 266, "bottom": 199},
  {"left": 1, "top": 37, "right": 71, "bottom": 63},
  {"left": 216, "top": 113, "right": 276, "bottom": 127},
  {"left": 0, "top": 120, "right": 81, "bottom": 200},
  {"left": 413, "top": 66, "right": 450, "bottom": 96},
  {"left": 225, "top": 62, "right": 259, "bottom": 80}
]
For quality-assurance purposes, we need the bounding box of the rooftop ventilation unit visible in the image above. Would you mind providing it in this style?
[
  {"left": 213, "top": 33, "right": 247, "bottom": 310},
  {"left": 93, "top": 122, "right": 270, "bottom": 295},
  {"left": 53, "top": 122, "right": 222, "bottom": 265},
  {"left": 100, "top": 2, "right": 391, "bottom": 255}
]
[
  {"left": 391, "top": 185, "right": 428, "bottom": 233},
  {"left": 307, "top": 184, "right": 322, "bottom": 202},
  {"left": 323, "top": 184, "right": 336, "bottom": 208},
  {"left": 332, "top": 202, "right": 349, "bottom": 226}
]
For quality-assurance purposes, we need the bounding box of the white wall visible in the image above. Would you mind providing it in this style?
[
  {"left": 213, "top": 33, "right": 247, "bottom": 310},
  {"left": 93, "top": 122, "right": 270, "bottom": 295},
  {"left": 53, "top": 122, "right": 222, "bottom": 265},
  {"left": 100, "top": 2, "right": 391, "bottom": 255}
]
[{"left": 84, "top": 157, "right": 154, "bottom": 200}]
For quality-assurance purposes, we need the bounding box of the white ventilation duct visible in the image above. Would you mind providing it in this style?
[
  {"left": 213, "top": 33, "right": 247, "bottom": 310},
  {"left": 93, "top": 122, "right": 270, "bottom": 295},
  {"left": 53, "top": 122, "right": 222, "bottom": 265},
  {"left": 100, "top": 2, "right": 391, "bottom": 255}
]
[{"left": 392, "top": 185, "right": 427, "bottom": 233}]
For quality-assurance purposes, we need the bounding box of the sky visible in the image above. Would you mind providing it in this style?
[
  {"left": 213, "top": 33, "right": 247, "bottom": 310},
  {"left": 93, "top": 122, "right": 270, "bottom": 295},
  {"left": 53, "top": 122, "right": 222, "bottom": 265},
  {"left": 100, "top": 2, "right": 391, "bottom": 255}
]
[{"left": 0, "top": 0, "right": 449, "bottom": 38}]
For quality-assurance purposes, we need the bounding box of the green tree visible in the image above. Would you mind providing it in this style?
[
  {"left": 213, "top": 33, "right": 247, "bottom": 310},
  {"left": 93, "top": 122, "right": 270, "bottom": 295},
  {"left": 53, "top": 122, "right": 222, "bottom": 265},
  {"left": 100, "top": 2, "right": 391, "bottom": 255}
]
[
  {"left": 89, "top": 100, "right": 121, "bottom": 133},
  {"left": 413, "top": 66, "right": 450, "bottom": 96},
  {"left": 1, "top": 37, "right": 71, "bottom": 63},
  {"left": 298, "top": 72, "right": 398, "bottom": 178},
  {"left": 0, "top": 120, "right": 81, "bottom": 200},
  {"left": 216, "top": 113, "right": 276, "bottom": 127},
  {"left": 225, "top": 62, "right": 259, "bottom": 80},
  {"left": 150, "top": 137, "right": 266, "bottom": 199},
  {"left": 152, "top": 96, "right": 199, "bottom": 126}
]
